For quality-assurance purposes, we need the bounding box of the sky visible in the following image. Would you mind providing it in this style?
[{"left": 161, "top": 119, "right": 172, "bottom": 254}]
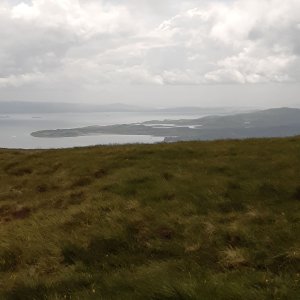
[{"left": 0, "top": 0, "right": 299, "bottom": 107}]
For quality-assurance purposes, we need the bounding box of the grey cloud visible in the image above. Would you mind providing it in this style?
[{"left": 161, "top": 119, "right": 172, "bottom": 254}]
[{"left": 0, "top": 0, "right": 299, "bottom": 106}]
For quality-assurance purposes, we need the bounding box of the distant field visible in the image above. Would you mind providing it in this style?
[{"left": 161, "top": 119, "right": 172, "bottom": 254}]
[{"left": 0, "top": 138, "right": 299, "bottom": 299}]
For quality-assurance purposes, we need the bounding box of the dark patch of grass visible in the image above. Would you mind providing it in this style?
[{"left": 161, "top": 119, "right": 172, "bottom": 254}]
[
  {"left": 0, "top": 204, "right": 32, "bottom": 221},
  {"left": 125, "top": 220, "right": 151, "bottom": 243},
  {"left": 156, "top": 227, "right": 174, "bottom": 240},
  {"left": 5, "top": 277, "right": 91, "bottom": 300},
  {"left": 0, "top": 248, "right": 21, "bottom": 272},
  {"left": 163, "top": 192, "right": 176, "bottom": 201},
  {"left": 128, "top": 176, "right": 151, "bottom": 185},
  {"left": 112, "top": 183, "right": 138, "bottom": 197},
  {"left": 62, "top": 237, "right": 134, "bottom": 268},
  {"left": 258, "top": 182, "right": 281, "bottom": 198},
  {"left": 88, "top": 237, "right": 130, "bottom": 257},
  {"left": 71, "top": 176, "right": 92, "bottom": 188},
  {"left": 101, "top": 184, "right": 114, "bottom": 192},
  {"left": 162, "top": 172, "right": 174, "bottom": 181},
  {"left": 36, "top": 184, "right": 48, "bottom": 193},
  {"left": 150, "top": 287, "right": 194, "bottom": 300},
  {"left": 221, "top": 231, "right": 252, "bottom": 248},
  {"left": 11, "top": 207, "right": 31, "bottom": 220},
  {"left": 293, "top": 186, "right": 300, "bottom": 200},
  {"left": 7, "top": 167, "right": 33, "bottom": 176},
  {"left": 0, "top": 204, "right": 14, "bottom": 216},
  {"left": 141, "top": 190, "right": 176, "bottom": 203},
  {"left": 217, "top": 198, "right": 246, "bottom": 213},
  {"left": 62, "top": 243, "right": 85, "bottom": 265},
  {"left": 267, "top": 252, "right": 300, "bottom": 273},
  {"left": 68, "top": 191, "right": 85, "bottom": 205},
  {"left": 53, "top": 198, "right": 64, "bottom": 209},
  {"left": 5, "top": 283, "right": 48, "bottom": 300},
  {"left": 209, "top": 165, "right": 231, "bottom": 175},
  {"left": 227, "top": 181, "right": 242, "bottom": 190},
  {"left": 3, "top": 161, "right": 19, "bottom": 172},
  {"left": 94, "top": 168, "right": 108, "bottom": 178}
]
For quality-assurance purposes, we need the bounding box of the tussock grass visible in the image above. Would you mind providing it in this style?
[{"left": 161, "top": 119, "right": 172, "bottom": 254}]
[{"left": 0, "top": 137, "right": 300, "bottom": 299}]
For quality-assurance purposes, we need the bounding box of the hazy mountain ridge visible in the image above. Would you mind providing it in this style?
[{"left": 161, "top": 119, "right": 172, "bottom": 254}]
[
  {"left": 0, "top": 101, "right": 255, "bottom": 115},
  {"left": 0, "top": 101, "right": 147, "bottom": 114}
]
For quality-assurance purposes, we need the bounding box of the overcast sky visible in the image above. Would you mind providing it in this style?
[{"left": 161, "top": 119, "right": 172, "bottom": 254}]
[{"left": 0, "top": 0, "right": 299, "bottom": 107}]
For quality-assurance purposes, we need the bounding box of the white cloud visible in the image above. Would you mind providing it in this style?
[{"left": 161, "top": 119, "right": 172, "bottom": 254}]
[
  {"left": 205, "top": 47, "right": 297, "bottom": 84},
  {"left": 10, "top": 0, "right": 136, "bottom": 36},
  {"left": 0, "top": 0, "right": 299, "bottom": 91},
  {"left": 11, "top": 2, "right": 39, "bottom": 20},
  {"left": 0, "top": 72, "right": 44, "bottom": 88},
  {"left": 150, "top": 0, "right": 300, "bottom": 84}
]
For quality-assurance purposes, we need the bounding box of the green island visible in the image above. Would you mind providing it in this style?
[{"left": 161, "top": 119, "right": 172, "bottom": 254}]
[{"left": 0, "top": 138, "right": 299, "bottom": 299}]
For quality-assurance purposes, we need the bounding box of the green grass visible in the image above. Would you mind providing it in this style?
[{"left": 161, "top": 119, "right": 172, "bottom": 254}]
[{"left": 0, "top": 138, "right": 300, "bottom": 299}]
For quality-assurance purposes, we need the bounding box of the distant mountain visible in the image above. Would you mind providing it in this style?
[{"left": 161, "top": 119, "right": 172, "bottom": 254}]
[
  {"left": 156, "top": 106, "right": 256, "bottom": 115},
  {"left": 0, "top": 101, "right": 255, "bottom": 115},
  {"left": 146, "top": 107, "right": 300, "bottom": 127},
  {"left": 31, "top": 107, "right": 300, "bottom": 141},
  {"left": 0, "top": 101, "right": 149, "bottom": 114}
]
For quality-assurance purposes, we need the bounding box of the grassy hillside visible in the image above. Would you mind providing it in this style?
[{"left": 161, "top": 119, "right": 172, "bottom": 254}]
[{"left": 0, "top": 138, "right": 299, "bottom": 299}]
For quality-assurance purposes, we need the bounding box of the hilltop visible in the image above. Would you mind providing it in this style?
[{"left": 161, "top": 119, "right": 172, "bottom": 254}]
[{"left": 0, "top": 138, "right": 300, "bottom": 299}]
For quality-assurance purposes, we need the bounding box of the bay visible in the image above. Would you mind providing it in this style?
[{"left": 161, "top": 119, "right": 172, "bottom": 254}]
[{"left": 0, "top": 111, "right": 201, "bottom": 149}]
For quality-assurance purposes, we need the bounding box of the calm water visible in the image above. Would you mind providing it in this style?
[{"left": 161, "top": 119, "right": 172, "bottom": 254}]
[{"left": 0, "top": 112, "right": 202, "bottom": 149}]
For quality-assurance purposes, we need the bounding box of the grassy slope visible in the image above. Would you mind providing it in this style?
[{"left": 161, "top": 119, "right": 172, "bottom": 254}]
[{"left": 0, "top": 138, "right": 299, "bottom": 300}]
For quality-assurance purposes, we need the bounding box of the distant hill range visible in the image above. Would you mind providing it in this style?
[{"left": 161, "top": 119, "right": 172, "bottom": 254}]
[
  {"left": 0, "top": 101, "right": 252, "bottom": 115},
  {"left": 32, "top": 107, "right": 300, "bottom": 141},
  {"left": 0, "top": 101, "right": 146, "bottom": 113}
]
